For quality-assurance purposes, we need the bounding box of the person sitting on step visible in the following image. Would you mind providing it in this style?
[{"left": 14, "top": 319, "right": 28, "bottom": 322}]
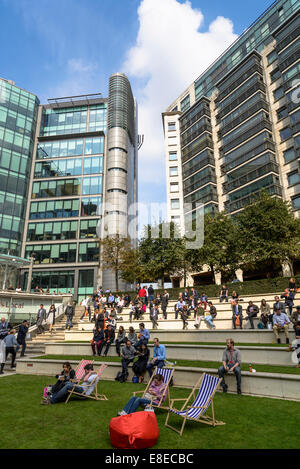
[{"left": 273, "top": 308, "right": 290, "bottom": 344}]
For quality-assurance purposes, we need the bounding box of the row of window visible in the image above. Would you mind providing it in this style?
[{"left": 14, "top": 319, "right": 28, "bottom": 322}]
[
  {"left": 29, "top": 196, "right": 102, "bottom": 219},
  {"left": 32, "top": 176, "right": 103, "bottom": 199},
  {"left": 41, "top": 106, "right": 107, "bottom": 136},
  {"left": 27, "top": 219, "right": 99, "bottom": 241},
  {"left": 0, "top": 106, "right": 35, "bottom": 138},
  {"left": 25, "top": 242, "right": 100, "bottom": 264},
  {"left": 0, "top": 190, "right": 25, "bottom": 218},
  {"left": 37, "top": 137, "right": 104, "bottom": 159},
  {"left": 34, "top": 156, "right": 103, "bottom": 178}
]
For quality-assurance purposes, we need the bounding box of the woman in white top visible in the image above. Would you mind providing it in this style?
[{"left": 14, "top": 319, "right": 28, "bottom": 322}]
[{"left": 47, "top": 304, "right": 56, "bottom": 333}]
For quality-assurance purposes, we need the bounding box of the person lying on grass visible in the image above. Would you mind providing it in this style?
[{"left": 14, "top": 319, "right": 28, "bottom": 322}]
[
  {"left": 41, "top": 364, "right": 97, "bottom": 405},
  {"left": 117, "top": 374, "right": 166, "bottom": 416}
]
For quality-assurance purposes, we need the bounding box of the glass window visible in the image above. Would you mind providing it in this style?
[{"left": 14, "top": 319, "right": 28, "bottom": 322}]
[
  {"left": 169, "top": 167, "right": 178, "bottom": 177},
  {"left": 171, "top": 199, "right": 180, "bottom": 209},
  {"left": 81, "top": 197, "right": 102, "bottom": 216},
  {"left": 82, "top": 176, "right": 103, "bottom": 195},
  {"left": 83, "top": 156, "right": 103, "bottom": 175},
  {"left": 170, "top": 183, "right": 179, "bottom": 193},
  {"left": 273, "top": 87, "right": 284, "bottom": 101},
  {"left": 288, "top": 171, "right": 300, "bottom": 186},
  {"left": 280, "top": 127, "right": 292, "bottom": 141},
  {"left": 277, "top": 107, "right": 288, "bottom": 120},
  {"left": 80, "top": 219, "right": 99, "bottom": 238},
  {"left": 292, "top": 196, "right": 300, "bottom": 210},
  {"left": 267, "top": 50, "right": 277, "bottom": 65},
  {"left": 168, "top": 122, "right": 176, "bottom": 131},
  {"left": 169, "top": 152, "right": 177, "bottom": 161}
]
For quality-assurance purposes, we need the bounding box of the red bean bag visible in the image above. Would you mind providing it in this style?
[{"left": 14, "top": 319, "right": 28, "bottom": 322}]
[{"left": 109, "top": 411, "right": 159, "bottom": 449}]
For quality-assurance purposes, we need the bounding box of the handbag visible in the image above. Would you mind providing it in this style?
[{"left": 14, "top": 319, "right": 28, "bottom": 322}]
[{"left": 235, "top": 316, "right": 241, "bottom": 327}]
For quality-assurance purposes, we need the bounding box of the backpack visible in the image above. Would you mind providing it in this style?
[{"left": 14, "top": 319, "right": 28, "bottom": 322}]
[{"left": 115, "top": 371, "right": 128, "bottom": 383}]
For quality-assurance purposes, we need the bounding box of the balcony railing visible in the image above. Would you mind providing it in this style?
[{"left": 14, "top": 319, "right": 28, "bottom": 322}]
[
  {"left": 216, "top": 81, "right": 266, "bottom": 119},
  {"left": 223, "top": 162, "right": 279, "bottom": 194},
  {"left": 224, "top": 184, "right": 282, "bottom": 213},
  {"left": 221, "top": 119, "right": 272, "bottom": 154},
  {"left": 219, "top": 99, "right": 269, "bottom": 138}
]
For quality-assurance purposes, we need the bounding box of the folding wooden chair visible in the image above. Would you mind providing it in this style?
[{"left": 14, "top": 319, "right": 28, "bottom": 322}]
[
  {"left": 133, "top": 366, "right": 174, "bottom": 410},
  {"left": 165, "top": 373, "right": 225, "bottom": 436},
  {"left": 65, "top": 364, "right": 108, "bottom": 403},
  {"left": 73, "top": 359, "right": 94, "bottom": 381}
]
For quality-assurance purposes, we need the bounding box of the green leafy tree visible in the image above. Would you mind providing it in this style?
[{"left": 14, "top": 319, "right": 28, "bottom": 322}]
[
  {"left": 100, "top": 235, "right": 132, "bottom": 291},
  {"left": 139, "top": 222, "right": 185, "bottom": 288},
  {"left": 236, "top": 192, "right": 300, "bottom": 276},
  {"left": 191, "top": 212, "right": 240, "bottom": 283}
]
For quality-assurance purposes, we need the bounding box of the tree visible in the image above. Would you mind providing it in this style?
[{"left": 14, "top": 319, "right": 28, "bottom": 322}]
[
  {"left": 191, "top": 212, "right": 241, "bottom": 283},
  {"left": 118, "top": 247, "right": 148, "bottom": 285},
  {"left": 139, "top": 222, "right": 185, "bottom": 288},
  {"left": 100, "top": 235, "right": 132, "bottom": 291},
  {"left": 236, "top": 192, "right": 300, "bottom": 276}
]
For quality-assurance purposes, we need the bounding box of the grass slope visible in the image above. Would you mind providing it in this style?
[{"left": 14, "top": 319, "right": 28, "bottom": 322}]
[{"left": 0, "top": 374, "right": 299, "bottom": 449}]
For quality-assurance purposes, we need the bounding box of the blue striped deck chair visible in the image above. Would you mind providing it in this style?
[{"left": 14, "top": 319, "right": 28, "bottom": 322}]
[
  {"left": 165, "top": 373, "right": 225, "bottom": 435},
  {"left": 133, "top": 366, "right": 174, "bottom": 410}
]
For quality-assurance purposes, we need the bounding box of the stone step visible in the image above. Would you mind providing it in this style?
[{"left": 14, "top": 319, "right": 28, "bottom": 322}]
[
  {"left": 65, "top": 328, "right": 295, "bottom": 344},
  {"left": 15, "top": 358, "right": 300, "bottom": 401},
  {"left": 76, "top": 318, "right": 294, "bottom": 332},
  {"left": 45, "top": 342, "right": 295, "bottom": 367}
]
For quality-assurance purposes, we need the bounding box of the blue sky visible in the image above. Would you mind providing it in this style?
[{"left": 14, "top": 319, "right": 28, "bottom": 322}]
[{"left": 0, "top": 0, "right": 275, "bottom": 207}]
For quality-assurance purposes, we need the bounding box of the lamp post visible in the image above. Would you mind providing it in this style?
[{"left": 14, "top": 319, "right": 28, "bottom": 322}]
[{"left": 26, "top": 256, "right": 34, "bottom": 293}]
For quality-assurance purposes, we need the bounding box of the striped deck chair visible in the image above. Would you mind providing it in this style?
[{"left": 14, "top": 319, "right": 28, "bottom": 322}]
[
  {"left": 165, "top": 373, "right": 225, "bottom": 436},
  {"left": 74, "top": 359, "right": 94, "bottom": 381},
  {"left": 65, "top": 364, "right": 108, "bottom": 403},
  {"left": 133, "top": 367, "right": 174, "bottom": 410}
]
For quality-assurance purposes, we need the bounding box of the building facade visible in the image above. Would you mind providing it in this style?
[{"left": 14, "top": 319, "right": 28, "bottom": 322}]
[
  {"left": 0, "top": 74, "right": 138, "bottom": 301},
  {"left": 163, "top": 0, "right": 300, "bottom": 232}
]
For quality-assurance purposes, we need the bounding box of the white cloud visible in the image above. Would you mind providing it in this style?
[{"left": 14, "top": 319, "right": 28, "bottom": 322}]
[{"left": 123, "top": 0, "right": 238, "bottom": 201}]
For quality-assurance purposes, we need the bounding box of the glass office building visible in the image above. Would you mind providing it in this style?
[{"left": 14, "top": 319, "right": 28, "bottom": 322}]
[
  {"left": 0, "top": 78, "right": 39, "bottom": 256},
  {"left": 0, "top": 75, "right": 138, "bottom": 300},
  {"left": 163, "top": 0, "right": 300, "bottom": 226}
]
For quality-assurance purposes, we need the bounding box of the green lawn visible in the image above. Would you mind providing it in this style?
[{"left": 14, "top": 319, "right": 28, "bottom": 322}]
[
  {"left": 37, "top": 355, "right": 300, "bottom": 375},
  {"left": 0, "top": 374, "right": 299, "bottom": 449}
]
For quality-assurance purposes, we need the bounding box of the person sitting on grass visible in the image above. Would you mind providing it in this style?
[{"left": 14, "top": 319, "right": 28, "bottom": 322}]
[
  {"left": 47, "top": 362, "right": 76, "bottom": 397},
  {"left": 146, "top": 338, "right": 166, "bottom": 377},
  {"left": 117, "top": 374, "right": 166, "bottom": 416},
  {"left": 98, "top": 324, "right": 115, "bottom": 356},
  {"left": 120, "top": 339, "right": 136, "bottom": 380},
  {"left": 90, "top": 326, "right": 104, "bottom": 356},
  {"left": 218, "top": 338, "right": 242, "bottom": 395},
  {"left": 42, "top": 364, "right": 97, "bottom": 405},
  {"left": 273, "top": 308, "right": 291, "bottom": 344},
  {"left": 132, "top": 343, "right": 150, "bottom": 383}
]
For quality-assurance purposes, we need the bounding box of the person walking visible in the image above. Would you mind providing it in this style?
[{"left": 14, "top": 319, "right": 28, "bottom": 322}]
[
  {"left": 47, "top": 304, "right": 56, "bottom": 334},
  {"left": 218, "top": 338, "right": 242, "bottom": 394},
  {"left": 17, "top": 320, "right": 29, "bottom": 357},
  {"left": 65, "top": 301, "right": 75, "bottom": 330},
  {"left": 0, "top": 329, "right": 18, "bottom": 373},
  {"left": 150, "top": 304, "right": 159, "bottom": 330},
  {"left": 161, "top": 291, "right": 169, "bottom": 320},
  {"left": 36, "top": 304, "right": 46, "bottom": 334}
]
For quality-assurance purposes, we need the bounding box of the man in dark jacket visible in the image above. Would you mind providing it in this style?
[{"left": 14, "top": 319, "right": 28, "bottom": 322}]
[
  {"left": 245, "top": 301, "right": 259, "bottom": 329},
  {"left": 65, "top": 301, "right": 74, "bottom": 330},
  {"left": 147, "top": 285, "right": 155, "bottom": 306},
  {"left": 0, "top": 317, "right": 12, "bottom": 340},
  {"left": 36, "top": 305, "right": 46, "bottom": 334},
  {"left": 17, "top": 320, "right": 29, "bottom": 357},
  {"left": 232, "top": 301, "right": 243, "bottom": 329},
  {"left": 98, "top": 325, "right": 114, "bottom": 356},
  {"left": 161, "top": 291, "right": 169, "bottom": 319}
]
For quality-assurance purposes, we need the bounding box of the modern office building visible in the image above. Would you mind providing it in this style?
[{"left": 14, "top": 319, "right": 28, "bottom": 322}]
[
  {"left": 163, "top": 0, "right": 300, "bottom": 233},
  {"left": 0, "top": 74, "right": 138, "bottom": 300}
]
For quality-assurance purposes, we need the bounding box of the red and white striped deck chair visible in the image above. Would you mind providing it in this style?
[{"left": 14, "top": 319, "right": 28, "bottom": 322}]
[
  {"left": 74, "top": 359, "right": 94, "bottom": 381},
  {"left": 66, "top": 364, "right": 108, "bottom": 403}
]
